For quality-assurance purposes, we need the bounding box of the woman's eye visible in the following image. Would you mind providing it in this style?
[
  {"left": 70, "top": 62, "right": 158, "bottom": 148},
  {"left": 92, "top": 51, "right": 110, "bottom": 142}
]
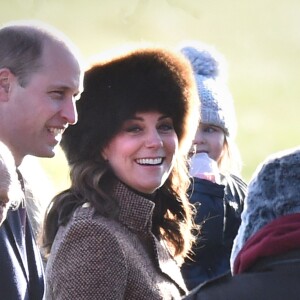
[
  {"left": 124, "top": 125, "right": 141, "bottom": 133},
  {"left": 158, "top": 123, "right": 174, "bottom": 132}
]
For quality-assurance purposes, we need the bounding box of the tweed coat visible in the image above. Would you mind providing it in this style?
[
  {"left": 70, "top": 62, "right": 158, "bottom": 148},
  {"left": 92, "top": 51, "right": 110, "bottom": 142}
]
[{"left": 45, "top": 181, "right": 187, "bottom": 299}]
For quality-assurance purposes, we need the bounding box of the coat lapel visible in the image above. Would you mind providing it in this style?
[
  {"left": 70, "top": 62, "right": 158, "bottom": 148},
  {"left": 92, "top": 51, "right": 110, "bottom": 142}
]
[
  {"left": 5, "top": 209, "right": 29, "bottom": 281},
  {"left": 153, "top": 237, "right": 187, "bottom": 293}
]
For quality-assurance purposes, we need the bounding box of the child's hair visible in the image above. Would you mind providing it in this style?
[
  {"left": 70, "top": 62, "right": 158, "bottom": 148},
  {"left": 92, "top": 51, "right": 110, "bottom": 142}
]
[{"left": 219, "top": 136, "right": 243, "bottom": 176}]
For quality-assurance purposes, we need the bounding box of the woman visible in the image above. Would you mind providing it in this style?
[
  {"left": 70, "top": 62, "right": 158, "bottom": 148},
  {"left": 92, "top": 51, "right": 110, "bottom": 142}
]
[{"left": 42, "top": 46, "right": 200, "bottom": 299}]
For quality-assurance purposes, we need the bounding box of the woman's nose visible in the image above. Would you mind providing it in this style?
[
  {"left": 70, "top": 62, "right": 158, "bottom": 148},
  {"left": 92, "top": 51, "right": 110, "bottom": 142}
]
[{"left": 144, "top": 130, "right": 163, "bottom": 148}]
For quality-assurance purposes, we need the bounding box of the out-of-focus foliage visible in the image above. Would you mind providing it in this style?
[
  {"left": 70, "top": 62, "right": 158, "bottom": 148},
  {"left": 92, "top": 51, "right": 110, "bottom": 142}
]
[{"left": 1, "top": 0, "right": 299, "bottom": 192}]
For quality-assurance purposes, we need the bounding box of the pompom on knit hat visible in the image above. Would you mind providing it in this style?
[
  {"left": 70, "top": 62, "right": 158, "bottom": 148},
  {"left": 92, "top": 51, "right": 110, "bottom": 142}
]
[
  {"left": 180, "top": 42, "right": 237, "bottom": 138},
  {"left": 61, "top": 45, "right": 200, "bottom": 165},
  {"left": 230, "top": 146, "right": 300, "bottom": 269}
]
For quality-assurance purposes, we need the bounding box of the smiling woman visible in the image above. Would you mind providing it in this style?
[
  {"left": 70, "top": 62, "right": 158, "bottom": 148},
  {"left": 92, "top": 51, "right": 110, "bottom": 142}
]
[
  {"left": 42, "top": 45, "right": 200, "bottom": 299},
  {"left": 102, "top": 112, "right": 178, "bottom": 194}
]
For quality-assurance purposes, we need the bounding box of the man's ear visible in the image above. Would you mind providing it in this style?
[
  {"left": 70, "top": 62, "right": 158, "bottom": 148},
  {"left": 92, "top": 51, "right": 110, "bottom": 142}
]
[{"left": 0, "top": 68, "right": 13, "bottom": 102}]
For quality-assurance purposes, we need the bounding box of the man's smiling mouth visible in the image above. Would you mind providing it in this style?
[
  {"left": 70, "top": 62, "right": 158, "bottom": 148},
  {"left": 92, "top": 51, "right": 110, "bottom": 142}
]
[{"left": 48, "top": 127, "right": 64, "bottom": 136}]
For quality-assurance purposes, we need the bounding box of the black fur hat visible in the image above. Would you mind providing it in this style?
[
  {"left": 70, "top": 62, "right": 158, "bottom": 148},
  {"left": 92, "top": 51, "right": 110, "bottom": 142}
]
[{"left": 61, "top": 46, "right": 200, "bottom": 164}]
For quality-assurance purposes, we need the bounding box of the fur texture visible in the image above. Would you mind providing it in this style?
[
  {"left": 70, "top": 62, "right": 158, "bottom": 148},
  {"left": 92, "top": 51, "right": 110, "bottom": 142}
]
[
  {"left": 62, "top": 46, "right": 199, "bottom": 164},
  {"left": 231, "top": 146, "right": 300, "bottom": 268}
]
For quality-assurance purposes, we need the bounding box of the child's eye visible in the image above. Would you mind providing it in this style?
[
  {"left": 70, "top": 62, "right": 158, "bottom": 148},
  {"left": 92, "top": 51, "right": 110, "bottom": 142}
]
[
  {"left": 203, "top": 125, "right": 218, "bottom": 133},
  {"left": 206, "top": 127, "right": 215, "bottom": 133}
]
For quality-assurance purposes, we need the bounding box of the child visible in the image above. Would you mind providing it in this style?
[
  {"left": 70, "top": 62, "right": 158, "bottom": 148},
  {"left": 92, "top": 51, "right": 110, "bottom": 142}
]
[
  {"left": 184, "top": 147, "right": 300, "bottom": 300},
  {"left": 180, "top": 42, "right": 247, "bottom": 290}
]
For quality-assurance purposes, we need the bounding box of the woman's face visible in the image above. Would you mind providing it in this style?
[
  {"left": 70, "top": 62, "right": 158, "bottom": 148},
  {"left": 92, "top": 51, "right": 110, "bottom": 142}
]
[
  {"left": 102, "top": 111, "right": 178, "bottom": 194},
  {"left": 192, "top": 123, "right": 225, "bottom": 163}
]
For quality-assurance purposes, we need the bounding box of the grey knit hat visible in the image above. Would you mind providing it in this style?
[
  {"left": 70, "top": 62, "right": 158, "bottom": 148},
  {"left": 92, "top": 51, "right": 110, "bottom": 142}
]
[
  {"left": 181, "top": 42, "right": 237, "bottom": 138},
  {"left": 230, "top": 146, "right": 300, "bottom": 268}
]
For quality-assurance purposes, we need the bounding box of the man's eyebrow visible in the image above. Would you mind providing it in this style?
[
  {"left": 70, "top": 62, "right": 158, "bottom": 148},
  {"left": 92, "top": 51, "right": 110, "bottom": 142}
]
[{"left": 48, "top": 84, "right": 82, "bottom": 95}]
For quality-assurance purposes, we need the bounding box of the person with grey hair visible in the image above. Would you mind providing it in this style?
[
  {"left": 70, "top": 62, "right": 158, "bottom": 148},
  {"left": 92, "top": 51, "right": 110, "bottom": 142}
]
[
  {"left": 0, "top": 20, "right": 83, "bottom": 299},
  {"left": 184, "top": 146, "right": 300, "bottom": 300},
  {"left": 179, "top": 42, "right": 247, "bottom": 290},
  {"left": 0, "top": 141, "right": 23, "bottom": 226}
]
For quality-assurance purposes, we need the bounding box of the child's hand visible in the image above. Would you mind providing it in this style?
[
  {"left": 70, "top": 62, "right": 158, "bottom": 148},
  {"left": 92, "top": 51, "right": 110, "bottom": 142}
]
[{"left": 189, "top": 153, "right": 220, "bottom": 183}]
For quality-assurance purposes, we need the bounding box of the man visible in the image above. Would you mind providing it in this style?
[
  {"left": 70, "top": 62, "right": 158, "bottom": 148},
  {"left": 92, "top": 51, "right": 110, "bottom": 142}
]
[{"left": 0, "top": 20, "right": 83, "bottom": 299}]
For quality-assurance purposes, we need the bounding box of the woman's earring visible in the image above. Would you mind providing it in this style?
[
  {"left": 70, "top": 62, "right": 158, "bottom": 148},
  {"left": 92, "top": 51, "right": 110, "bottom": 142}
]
[{"left": 101, "top": 151, "right": 108, "bottom": 162}]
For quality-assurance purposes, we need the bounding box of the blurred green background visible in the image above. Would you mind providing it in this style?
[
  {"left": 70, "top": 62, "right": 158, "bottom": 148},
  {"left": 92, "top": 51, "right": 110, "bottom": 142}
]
[{"left": 2, "top": 0, "right": 299, "bottom": 194}]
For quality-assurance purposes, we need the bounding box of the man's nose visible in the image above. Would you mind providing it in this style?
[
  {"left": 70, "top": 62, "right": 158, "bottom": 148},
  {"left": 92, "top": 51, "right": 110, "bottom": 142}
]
[{"left": 61, "top": 98, "right": 78, "bottom": 125}]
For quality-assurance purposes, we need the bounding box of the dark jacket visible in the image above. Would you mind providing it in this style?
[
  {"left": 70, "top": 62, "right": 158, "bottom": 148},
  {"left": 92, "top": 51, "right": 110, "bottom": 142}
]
[
  {"left": 183, "top": 214, "right": 300, "bottom": 300},
  {"left": 0, "top": 208, "right": 44, "bottom": 300},
  {"left": 181, "top": 174, "right": 246, "bottom": 290},
  {"left": 184, "top": 253, "right": 300, "bottom": 300},
  {"left": 46, "top": 181, "right": 187, "bottom": 299}
]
